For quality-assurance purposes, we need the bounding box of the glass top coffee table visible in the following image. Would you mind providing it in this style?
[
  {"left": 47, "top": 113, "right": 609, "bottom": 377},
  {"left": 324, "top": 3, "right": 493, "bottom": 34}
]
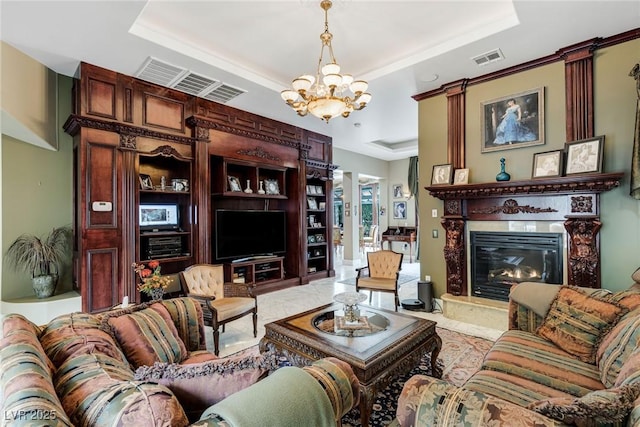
[{"left": 259, "top": 302, "right": 442, "bottom": 426}]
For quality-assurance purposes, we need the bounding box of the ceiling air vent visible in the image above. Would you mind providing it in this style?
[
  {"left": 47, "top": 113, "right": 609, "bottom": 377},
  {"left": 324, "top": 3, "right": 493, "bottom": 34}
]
[
  {"left": 173, "top": 72, "right": 219, "bottom": 96},
  {"left": 203, "top": 84, "right": 246, "bottom": 104},
  {"left": 136, "top": 57, "right": 246, "bottom": 104},
  {"left": 135, "top": 57, "right": 187, "bottom": 87},
  {"left": 472, "top": 48, "right": 505, "bottom": 66}
]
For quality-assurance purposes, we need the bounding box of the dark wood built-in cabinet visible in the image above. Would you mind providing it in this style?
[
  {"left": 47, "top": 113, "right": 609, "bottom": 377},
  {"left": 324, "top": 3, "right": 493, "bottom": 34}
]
[{"left": 65, "top": 62, "right": 336, "bottom": 312}]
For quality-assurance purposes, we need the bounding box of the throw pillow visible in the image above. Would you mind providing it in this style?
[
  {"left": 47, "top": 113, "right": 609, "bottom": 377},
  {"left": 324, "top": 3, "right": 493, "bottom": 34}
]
[
  {"left": 133, "top": 352, "right": 279, "bottom": 410},
  {"left": 536, "top": 286, "right": 628, "bottom": 364},
  {"left": 106, "top": 303, "right": 188, "bottom": 368},
  {"left": 528, "top": 383, "right": 640, "bottom": 426},
  {"left": 596, "top": 308, "right": 640, "bottom": 387}
]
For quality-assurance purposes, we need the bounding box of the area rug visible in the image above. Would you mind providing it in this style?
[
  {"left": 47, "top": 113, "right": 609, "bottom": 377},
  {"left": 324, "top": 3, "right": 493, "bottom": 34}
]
[
  {"left": 338, "top": 274, "right": 419, "bottom": 287},
  {"left": 230, "top": 327, "right": 493, "bottom": 426}
]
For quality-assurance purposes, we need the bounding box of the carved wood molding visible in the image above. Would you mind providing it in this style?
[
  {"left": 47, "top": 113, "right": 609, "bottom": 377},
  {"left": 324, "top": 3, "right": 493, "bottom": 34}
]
[
  {"left": 146, "top": 144, "right": 192, "bottom": 161},
  {"left": 235, "top": 146, "right": 281, "bottom": 162},
  {"left": 63, "top": 115, "right": 196, "bottom": 146},
  {"left": 565, "top": 217, "right": 602, "bottom": 287},
  {"left": 186, "top": 115, "right": 301, "bottom": 149},
  {"left": 412, "top": 29, "right": 639, "bottom": 101},
  {"left": 441, "top": 218, "right": 466, "bottom": 296},
  {"left": 425, "top": 172, "right": 623, "bottom": 200},
  {"left": 470, "top": 199, "right": 557, "bottom": 215}
]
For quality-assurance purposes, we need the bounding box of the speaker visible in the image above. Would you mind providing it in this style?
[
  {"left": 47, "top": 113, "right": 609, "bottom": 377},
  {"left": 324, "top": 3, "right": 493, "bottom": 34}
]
[{"left": 417, "top": 281, "right": 433, "bottom": 312}]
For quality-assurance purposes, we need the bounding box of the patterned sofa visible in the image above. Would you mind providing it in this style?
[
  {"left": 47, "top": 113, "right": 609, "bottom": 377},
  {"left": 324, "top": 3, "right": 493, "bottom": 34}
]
[
  {"left": 1, "top": 297, "right": 358, "bottom": 426},
  {"left": 395, "top": 281, "right": 640, "bottom": 426}
]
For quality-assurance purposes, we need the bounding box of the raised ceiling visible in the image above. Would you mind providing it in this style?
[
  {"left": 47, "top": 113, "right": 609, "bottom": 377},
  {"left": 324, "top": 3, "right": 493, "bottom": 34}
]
[{"left": 1, "top": 1, "right": 638, "bottom": 161}]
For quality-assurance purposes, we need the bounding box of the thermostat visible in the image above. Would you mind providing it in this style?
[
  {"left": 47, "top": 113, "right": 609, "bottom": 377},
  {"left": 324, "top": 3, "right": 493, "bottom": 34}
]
[{"left": 92, "top": 201, "right": 112, "bottom": 212}]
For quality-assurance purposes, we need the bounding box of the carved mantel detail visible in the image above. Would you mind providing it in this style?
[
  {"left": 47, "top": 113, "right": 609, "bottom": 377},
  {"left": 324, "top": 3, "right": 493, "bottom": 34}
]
[
  {"left": 426, "top": 173, "right": 623, "bottom": 295},
  {"left": 565, "top": 217, "right": 602, "bottom": 287},
  {"left": 470, "top": 199, "right": 557, "bottom": 215}
]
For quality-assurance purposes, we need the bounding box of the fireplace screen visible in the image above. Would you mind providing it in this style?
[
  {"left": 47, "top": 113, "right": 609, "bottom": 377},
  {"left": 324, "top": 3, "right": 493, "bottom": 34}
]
[{"left": 470, "top": 231, "right": 563, "bottom": 301}]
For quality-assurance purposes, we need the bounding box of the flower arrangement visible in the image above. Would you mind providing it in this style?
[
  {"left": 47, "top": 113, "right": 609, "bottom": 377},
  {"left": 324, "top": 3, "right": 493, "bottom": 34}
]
[{"left": 132, "top": 260, "right": 170, "bottom": 296}]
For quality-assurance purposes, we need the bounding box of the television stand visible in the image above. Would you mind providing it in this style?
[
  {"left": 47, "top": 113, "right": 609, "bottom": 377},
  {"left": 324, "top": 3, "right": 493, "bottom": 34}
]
[{"left": 224, "top": 256, "right": 284, "bottom": 290}]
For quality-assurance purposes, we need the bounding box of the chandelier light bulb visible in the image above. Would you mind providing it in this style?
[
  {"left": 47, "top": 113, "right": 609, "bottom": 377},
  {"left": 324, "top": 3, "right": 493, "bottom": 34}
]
[{"left": 280, "top": 0, "right": 371, "bottom": 123}]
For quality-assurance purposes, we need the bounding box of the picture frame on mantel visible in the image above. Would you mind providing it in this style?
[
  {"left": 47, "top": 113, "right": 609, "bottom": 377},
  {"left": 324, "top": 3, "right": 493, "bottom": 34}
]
[
  {"left": 532, "top": 149, "right": 563, "bottom": 179},
  {"left": 564, "top": 135, "right": 605, "bottom": 176},
  {"left": 481, "top": 87, "right": 545, "bottom": 153}
]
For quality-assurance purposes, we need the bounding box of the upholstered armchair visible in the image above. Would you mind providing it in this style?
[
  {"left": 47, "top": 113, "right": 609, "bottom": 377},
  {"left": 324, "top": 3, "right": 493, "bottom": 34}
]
[
  {"left": 355, "top": 250, "right": 403, "bottom": 311},
  {"left": 180, "top": 264, "right": 257, "bottom": 355}
]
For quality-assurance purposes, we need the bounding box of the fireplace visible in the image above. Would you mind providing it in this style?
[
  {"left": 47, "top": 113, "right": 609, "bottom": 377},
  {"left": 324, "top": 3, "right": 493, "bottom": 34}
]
[
  {"left": 425, "top": 173, "right": 623, "bottom": 297},
  {"left": 470, "top": 231, "right": 563, "bottom": 301}
]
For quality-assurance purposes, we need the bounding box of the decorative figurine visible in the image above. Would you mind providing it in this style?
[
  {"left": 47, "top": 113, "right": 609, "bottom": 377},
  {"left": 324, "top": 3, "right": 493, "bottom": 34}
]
[
  {"left": 244, "top": 179, "right": 253, "bottom": 193},
  {"left": 496, "top": 157, "right": 511, "bottom": 181},
  {"left": 160, "top": 176, "right": 166, "bottom": 190},
  {"left": 258, "top": 180, "right": 266, "bottom": 195}
]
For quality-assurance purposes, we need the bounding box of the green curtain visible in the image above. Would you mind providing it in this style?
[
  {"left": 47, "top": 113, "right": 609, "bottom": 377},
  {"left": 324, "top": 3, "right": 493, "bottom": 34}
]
[
  {"left": 408, "top": 156, "right": 419, "bottom": 260},
  {"left": 630, "top": 63, "right": 640, "bottom": 199}
]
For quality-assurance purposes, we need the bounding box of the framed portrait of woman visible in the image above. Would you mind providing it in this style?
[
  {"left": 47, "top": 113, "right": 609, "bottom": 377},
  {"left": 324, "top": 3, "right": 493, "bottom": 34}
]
[{"left": 481, "top": 87, "right": 545, "bottom": 153}]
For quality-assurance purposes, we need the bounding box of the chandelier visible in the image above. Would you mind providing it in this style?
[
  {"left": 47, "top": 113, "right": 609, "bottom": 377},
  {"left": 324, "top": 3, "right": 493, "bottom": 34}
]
[{"left": 280, "top": 0, "right": 371, "bottom": 123}]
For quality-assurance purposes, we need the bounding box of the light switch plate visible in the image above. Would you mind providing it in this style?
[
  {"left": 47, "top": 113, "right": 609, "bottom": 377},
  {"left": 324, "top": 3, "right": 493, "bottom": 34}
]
[{"left": 431, "top": 209, "right": 438, "bottom": 217}]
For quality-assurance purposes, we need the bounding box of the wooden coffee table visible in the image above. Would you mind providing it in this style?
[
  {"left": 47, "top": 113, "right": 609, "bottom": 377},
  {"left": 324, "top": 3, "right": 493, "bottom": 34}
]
[{"left": 259, "top": 303, "right": 442, "bottom": 426}]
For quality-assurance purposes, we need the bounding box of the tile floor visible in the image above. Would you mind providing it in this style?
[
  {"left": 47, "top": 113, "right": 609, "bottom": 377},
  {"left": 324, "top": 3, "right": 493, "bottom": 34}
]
[{"left": 215, "top": 254, "right": 504, "bottom": 357}]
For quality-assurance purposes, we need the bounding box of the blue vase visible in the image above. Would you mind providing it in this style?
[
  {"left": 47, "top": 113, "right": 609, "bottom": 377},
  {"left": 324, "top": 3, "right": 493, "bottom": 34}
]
[{"left": 496, "top": 158, "right": 511, "bottom": 182}]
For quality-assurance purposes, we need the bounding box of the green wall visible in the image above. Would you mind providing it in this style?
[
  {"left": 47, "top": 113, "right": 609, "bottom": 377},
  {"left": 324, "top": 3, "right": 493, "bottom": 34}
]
[
  {"left": 419, "top": 39, "right": 640, "bottom": 296},
  {"left": 1, "top": 75, "right": 74, "bottom": 300}
]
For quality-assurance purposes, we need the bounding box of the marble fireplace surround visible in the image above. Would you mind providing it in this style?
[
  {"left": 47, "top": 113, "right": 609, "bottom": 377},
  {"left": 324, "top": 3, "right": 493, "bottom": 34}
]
[{"left": 425, "top": 172, "right": 623, "bottom": 329}]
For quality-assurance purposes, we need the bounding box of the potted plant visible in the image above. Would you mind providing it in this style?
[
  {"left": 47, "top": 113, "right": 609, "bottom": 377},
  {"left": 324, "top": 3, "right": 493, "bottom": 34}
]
[
  {"left": 5, "top": 226, "right": 72, "bottom": 298},
  {"left": 132, "top": 260, "right": 170, "bottom": 301}
]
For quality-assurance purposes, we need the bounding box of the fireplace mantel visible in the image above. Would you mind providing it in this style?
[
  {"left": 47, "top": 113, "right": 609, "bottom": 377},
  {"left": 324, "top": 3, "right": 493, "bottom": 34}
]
[
  {"left": 425, "top": 172, "right": 624, "bottom": 295},
  {"left": 425, "top": 172, "right": 623, "bottom": 200}
]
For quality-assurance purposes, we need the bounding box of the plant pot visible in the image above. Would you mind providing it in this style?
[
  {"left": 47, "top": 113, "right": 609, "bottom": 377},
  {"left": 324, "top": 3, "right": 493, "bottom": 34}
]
[
  {"left": 32, "top": 274, "right": 57, "bottom": 299},
  {"left": 148, "top": 288, "right": 165, "bottom": 301}
]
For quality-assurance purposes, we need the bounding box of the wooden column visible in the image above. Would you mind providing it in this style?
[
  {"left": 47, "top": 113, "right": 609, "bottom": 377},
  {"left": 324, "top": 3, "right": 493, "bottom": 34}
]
[
  {"left": 445, "top": 80, "right": 468, "bottom": 168},
  {"left": 560, "top": 40, "right": 597, "bottom": 141}
]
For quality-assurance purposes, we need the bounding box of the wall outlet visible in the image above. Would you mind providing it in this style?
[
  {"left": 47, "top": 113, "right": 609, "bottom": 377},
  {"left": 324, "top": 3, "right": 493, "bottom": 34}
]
[{"left": 431, "top": 209, "right": 438, "bottom": 217}]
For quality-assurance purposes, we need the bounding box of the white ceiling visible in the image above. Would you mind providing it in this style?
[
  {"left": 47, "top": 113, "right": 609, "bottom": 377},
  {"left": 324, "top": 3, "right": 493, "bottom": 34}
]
[{"left": 1, "top": 1, "right": 638, "bottom": 161}]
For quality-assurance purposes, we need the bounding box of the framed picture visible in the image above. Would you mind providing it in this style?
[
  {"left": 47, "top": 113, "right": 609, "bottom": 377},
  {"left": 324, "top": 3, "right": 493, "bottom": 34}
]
[
  {"left": 227, "top": 176, "right": 242, "bottom": 192},
  {"left": 564, "top": 136, "right": 604, "bottom": 175},
  {"left": 532, "top": 149, "right": 563, "bottom": 178},
  {"left": 308, "top": 234, "right": 316, "bottom": 244},
  {"left": 306, "top": 185, "right": 313, "bottom": 194},
  {"left": 265, "top": 179, "right": 280, "bottom": 195},
  {"left": 318, "top": 201, "right": 326, "bottom": 210},
  {"left": 307, "top": 197, "right": 318, "bottom": 210},
  {"left": 393, "top": 201, "right": 407, "bottom": 219},
  {"left": 481, "top": 87, "right": 544, "bottom": 153},
  {"left": 431, "top": 164, "right": 453, "bottom": 185},
  {"left": 315, "top": 185, "right": 323, "bottom": 195},
  {"left": 393, "top": 184, "right": 403, "bottom": 198},
  {"left": 139, "top": 174, "right": 153, "bottom": 190},
  {"left": 453, "top": 168, "right": 469, "bottom": 185},
  {"left": 315, "top": 234, "right": 325, "bottom": 243}
]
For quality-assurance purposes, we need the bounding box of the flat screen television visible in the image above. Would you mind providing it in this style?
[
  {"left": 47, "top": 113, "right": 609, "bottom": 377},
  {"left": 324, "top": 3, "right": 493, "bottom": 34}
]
[
  {"left": 139, "top": 204, "right": 180, "bottom": 231},
  {"left": 215, "top": 210, "right": 286, "bottom": 260}
]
